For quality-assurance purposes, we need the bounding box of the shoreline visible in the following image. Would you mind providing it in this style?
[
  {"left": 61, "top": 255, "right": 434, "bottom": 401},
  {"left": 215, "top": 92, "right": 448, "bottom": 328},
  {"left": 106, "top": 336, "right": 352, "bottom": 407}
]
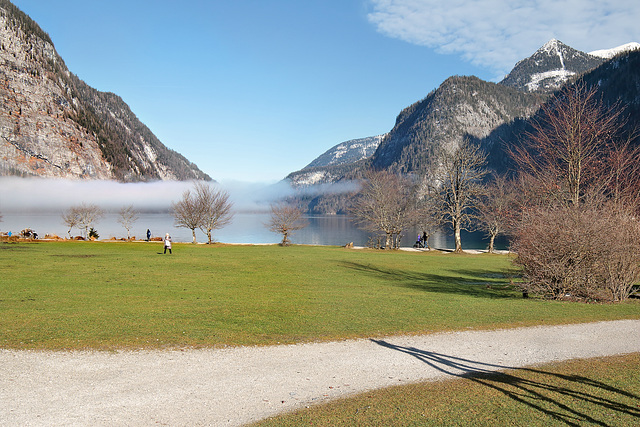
[{"left": 0, "top": 236, "right": 510, "bottom": 253}]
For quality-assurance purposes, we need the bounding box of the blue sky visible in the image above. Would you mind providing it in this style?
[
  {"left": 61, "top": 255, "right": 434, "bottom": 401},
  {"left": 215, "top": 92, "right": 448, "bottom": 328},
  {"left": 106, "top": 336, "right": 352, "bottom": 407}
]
[{"left": 10, "top": 0, "right": 640, "bottom": 183}]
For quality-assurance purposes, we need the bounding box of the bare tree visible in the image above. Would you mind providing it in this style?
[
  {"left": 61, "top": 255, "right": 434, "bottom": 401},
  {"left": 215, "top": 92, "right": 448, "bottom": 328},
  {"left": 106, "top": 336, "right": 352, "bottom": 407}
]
[
  {"left": 434, "top": 140, "right": 488, "bottom": 252},
  {"left": 511, "top": 82, "right": 625, "bottom": 206},
  {"left": 61, "top": 207, "right": 80, "bottom": 238},
  {"left": 476, "top": 174, "right": 516, "bottom": 253},
  {"left": 78, "top": 203, "right": 104, "bottom": 240},
  {"left": 349, "top": 169, "right": 415, "bottom": 249},
  {"left": 267, "top": 203, "right": 308, "bottom": 246},
  {"left": 171, "top": 189, "right": 203, "bottom": 244},
  {"left": 194, "top": 181, "right": 234, "bottom": 244},
  {"left": 117, "top": 205, "right": 139, "bottom": 240},
  {"left": 62, "top": 203, "right": 104, "bottom": 240}
]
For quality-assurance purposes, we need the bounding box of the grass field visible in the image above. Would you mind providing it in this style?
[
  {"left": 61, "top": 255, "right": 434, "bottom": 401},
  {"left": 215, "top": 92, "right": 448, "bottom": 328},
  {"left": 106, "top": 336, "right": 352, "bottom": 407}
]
[
  {"left": 1, "top": 240, "right": 638, "bottom": 350},
  {"left": 252, "top": 353, "right": 640, "bottom": 426}
]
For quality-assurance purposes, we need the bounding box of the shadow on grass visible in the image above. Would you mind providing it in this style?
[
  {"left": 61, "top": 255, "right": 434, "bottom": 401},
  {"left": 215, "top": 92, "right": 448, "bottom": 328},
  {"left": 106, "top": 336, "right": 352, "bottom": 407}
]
[
  {"left": 340, "top": 261, "right": 519, "bottom": 298},
  {"left": 372, "top": 339, "right": 640, "bottom": 426}
]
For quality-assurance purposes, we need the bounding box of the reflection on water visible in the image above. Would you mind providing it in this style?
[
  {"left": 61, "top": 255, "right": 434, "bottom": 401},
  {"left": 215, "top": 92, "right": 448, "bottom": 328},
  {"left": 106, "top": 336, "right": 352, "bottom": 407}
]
[{"left": 0, "top": 212, "right": 508, "bottom": 250}]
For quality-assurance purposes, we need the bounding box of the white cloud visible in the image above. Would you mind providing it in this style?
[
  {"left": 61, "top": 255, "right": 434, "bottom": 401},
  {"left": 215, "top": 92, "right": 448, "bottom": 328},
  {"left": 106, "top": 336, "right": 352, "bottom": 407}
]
[{"left": 368, "top": 0, "right": 640, "bottom": 78}]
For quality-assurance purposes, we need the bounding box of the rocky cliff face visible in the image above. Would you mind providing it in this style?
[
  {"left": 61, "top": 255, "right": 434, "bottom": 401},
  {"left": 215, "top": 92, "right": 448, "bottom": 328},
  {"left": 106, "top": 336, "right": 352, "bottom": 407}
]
[
  {"left": 0, "top": 9, "right": 111, "bottom": 179},
  {"left": 0, "top": 1, "right": 209, "bottom": 181}
]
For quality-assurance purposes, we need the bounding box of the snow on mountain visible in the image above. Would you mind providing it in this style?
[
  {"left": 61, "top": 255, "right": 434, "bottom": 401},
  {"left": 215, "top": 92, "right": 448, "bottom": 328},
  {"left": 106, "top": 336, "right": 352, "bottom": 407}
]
[
  {"left": 589, "top": 42, "right": 640, "bottom": 59},
  {"left": 304, "top": 134, "right": 386, "bottom": 169},
  {"left": 500, "top": 39, "right": 605, "bottom": 93},
  {"left": 285, "top": 134, "right": 385, "bottom": 188}
]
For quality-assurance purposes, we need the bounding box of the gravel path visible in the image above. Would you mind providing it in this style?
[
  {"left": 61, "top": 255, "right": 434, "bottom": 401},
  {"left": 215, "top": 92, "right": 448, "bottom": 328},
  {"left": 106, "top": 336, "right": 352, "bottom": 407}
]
[{"left": 2, "top": 319, "right": 639, "bottom": 426}]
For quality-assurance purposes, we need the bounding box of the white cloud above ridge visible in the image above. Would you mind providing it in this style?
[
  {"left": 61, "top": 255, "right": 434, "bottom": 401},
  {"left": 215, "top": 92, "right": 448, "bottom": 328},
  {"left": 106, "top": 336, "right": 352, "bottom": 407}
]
[{"left": 368, "top": 0, "right": 640, "bottom": 79}]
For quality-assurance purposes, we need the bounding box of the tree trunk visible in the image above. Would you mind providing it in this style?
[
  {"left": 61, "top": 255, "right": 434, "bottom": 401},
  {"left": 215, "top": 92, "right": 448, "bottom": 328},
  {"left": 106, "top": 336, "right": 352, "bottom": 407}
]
[
  {"left": 454, "top": 221, "right": 462, "bottom": 252},
  {"left": 488, "top": 234, "right": 496, "bottom": 253},
  {"left": 385, "top": 233, "right": 392, "bottom": 249},
  {"left": 207, "top": 230, "right": 212, "bottom": 244},
  {"left": 191, "top": 229, "right": 197, "bottom": 244}
]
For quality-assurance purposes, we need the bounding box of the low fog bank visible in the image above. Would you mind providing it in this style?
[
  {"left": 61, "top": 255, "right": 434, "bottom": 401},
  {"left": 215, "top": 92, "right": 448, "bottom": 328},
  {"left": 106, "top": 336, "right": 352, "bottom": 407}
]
[
  {"left": 0, "top": 178, "right": 194, "bottom": 213},
  {"left": 0, "top": 177, "right": 360, "bottom": 214}
]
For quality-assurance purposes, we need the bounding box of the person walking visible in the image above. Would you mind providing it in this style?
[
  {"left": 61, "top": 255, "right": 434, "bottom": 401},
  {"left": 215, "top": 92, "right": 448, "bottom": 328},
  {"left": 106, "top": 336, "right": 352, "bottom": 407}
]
[
  {"left": 163, "top": 233, "right": 172, "bottom": 254},
  {"left": 146, "top": 229, "right": 151, "bottom": 241}
]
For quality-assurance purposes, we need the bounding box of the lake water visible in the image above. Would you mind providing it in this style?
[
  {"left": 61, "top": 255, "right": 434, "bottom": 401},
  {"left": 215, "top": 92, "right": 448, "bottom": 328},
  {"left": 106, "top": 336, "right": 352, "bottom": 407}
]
[{"left": 0, "top": 212, "right": 508, "bottom": 250}]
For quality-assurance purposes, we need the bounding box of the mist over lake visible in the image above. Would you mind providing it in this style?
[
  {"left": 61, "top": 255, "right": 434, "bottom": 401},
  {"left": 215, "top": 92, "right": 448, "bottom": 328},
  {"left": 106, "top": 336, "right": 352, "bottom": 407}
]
[{"left": 0, "top": 178, "right": 506, "bottom": 249}]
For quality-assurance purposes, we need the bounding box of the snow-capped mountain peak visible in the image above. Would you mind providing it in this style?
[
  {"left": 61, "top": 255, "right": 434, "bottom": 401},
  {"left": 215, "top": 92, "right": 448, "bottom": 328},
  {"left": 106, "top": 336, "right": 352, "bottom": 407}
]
[
  {"left": 589, "top": 42, "right": 640, "bottom": 59},
  {"left": 500, "top": 39, "right": 605, "bottom": 93}
]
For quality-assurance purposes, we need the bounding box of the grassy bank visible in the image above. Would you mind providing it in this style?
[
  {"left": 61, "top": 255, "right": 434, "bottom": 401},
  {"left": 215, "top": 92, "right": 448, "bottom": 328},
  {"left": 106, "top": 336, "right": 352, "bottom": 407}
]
[
  {"left": 253, "top": 353, "right": 640, "bottom": 426},
  {"left": 1, "top": 241, "right": 638, "bottom": 350}
]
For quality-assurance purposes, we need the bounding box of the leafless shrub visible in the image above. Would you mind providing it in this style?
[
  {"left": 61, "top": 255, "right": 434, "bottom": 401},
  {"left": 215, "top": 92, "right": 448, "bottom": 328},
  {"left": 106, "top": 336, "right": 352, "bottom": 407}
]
[
  {"left": 171, "top": 181, "right": 235, "bottom": 244},
  {"left": 512, "top": 203, "right": 640, "bottom": 301}
]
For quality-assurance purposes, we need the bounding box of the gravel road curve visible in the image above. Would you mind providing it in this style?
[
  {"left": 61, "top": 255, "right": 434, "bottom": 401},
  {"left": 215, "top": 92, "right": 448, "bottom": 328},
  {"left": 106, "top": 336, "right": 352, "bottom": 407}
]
[{"left": 1, "top": 319, "right": 639, "bottom": 426}]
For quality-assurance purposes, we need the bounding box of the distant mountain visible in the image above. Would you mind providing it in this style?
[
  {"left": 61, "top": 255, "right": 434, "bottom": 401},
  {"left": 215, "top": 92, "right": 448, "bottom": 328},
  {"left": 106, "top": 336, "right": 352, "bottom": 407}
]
[
  {"left": 286, "top": 135, "right": 384, "bottom": 187},
  {"left": 499, "top": 39, "right": 605, "bottom": 93},
  {"left": 0, "top": 0, "right": 210, "bottom": 181}
]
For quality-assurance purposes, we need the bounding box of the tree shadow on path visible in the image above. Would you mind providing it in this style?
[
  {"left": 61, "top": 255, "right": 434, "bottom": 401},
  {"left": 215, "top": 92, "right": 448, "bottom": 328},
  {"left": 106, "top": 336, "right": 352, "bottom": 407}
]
[{"left": 372, "top": 339, "right": 640, "bottom": 426}]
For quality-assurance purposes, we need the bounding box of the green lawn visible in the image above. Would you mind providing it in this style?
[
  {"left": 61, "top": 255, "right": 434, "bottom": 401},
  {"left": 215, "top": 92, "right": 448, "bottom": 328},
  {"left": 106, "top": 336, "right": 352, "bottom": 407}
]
[
  {"left": 1, "top": 241, "right": 638, "bottom": 350},
  {"left": 253, "top": 353, "right": 640, "bottom": 426}
]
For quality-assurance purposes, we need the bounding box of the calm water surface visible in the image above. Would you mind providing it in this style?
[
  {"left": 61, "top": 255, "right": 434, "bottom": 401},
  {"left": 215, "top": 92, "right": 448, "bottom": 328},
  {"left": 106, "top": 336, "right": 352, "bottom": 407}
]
[{"left": 0, "top": 212, "right": 508, "bottom": 250}]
